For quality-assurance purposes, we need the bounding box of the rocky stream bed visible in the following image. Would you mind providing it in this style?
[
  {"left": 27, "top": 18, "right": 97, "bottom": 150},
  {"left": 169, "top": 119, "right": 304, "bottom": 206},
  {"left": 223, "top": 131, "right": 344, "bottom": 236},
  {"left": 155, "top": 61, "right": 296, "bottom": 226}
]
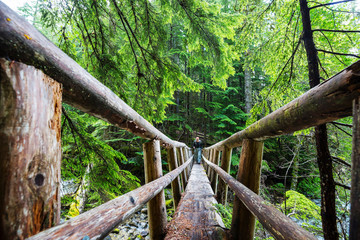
[{"left": 108, "top": 207, "right": 150, "bottom": 240}]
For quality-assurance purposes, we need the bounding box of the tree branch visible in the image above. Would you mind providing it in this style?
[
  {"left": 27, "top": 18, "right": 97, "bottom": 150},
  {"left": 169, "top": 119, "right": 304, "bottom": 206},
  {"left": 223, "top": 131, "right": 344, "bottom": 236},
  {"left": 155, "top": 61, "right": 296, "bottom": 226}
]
[
  {"left": 265, "top": 37, "right": 301, "bottom": 99},
  {"left": 317, "top": 31, "right": 347, "bottom": 66},
  {"left": 331, "top": 121, "right": 352, "bottom": 128},
  {"left": 317, "top": 49, "right": 360, "bottom": 58},
  {"left": 313, "top": 29, "right": 360, "bottom": 33},
  {"left": 335, "top": 181, "right": 351, "bottom": 190},
  {"left": 310, "top": 0, "right": 355, "bottom": 10},
  {"left": 332, "top": 156, "right": 351, "bottom": 168},
  {"left": 330, "top": 122, "right": 352, "bottom": 136}
]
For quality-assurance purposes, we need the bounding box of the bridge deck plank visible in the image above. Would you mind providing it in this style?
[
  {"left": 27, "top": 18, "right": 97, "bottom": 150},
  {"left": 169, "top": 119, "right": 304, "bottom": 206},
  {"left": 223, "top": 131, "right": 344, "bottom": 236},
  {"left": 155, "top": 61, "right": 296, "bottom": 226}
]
[{"left": 165, "top": 164, "right": 229, "bottom": 240}]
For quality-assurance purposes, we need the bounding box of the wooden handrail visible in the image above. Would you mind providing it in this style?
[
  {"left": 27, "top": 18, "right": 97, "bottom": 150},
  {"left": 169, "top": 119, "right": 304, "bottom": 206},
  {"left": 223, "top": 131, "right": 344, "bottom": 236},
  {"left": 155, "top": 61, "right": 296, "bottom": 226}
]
[
  {"left": 206, "top": 60, "right": 360, "bottom": 150},
  {"left": 202, "top": 157, "right": 317, "bottom": 240},
  {"left": 0, "top": 3, "right": 185, "bottom": 148},
  {"left": 26, "top": 157, "right": 192, "bottom": 240}
]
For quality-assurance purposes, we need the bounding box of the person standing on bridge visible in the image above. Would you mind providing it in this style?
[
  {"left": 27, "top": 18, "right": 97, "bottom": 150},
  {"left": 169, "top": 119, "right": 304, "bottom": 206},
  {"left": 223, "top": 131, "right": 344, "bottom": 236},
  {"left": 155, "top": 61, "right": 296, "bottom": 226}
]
[{"left": 193, "top": 137, "right": 203, "bottom": 164}]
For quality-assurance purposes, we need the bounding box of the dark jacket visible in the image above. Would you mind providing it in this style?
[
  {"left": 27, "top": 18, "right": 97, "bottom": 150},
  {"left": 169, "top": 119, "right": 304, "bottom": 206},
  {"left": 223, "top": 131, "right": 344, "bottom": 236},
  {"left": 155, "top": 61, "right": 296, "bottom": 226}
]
[{"left": 193, "top": 140, "right": 203, "bottom": 149}]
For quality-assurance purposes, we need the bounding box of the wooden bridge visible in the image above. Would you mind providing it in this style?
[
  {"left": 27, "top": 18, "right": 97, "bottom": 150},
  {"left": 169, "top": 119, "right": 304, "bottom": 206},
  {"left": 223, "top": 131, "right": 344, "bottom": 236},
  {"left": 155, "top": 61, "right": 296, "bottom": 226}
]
[{"left": 0, "top": 2, "right": 360, "bottom": 240}]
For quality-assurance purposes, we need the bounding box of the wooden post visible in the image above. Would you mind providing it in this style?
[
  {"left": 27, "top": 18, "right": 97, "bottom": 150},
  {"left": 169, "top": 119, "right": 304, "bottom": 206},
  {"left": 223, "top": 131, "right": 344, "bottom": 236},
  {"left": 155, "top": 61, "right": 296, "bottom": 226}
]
[
  {"left": 204, "top": 158, "right": 317, "bottom": 240},
  {"left": 177, "top": 147, "right": 187, "bottom": 190},
  {"left": 143, "top": 140, "right": 167, "bottom": 240},
  {"left": 181, "top": 147, "right": 190, "bottom": 180},
  {"left": 350, "top": 97, "right": 360, "bottom": 240},
  {"left": 0, "top": 59, "right": 62, "bottom": 239},
  {"left": 230, "top": 139, "right": 264, "bottom": 240},
  {"left": 207, "top": 149, "right": 214, "bottom": 176},
  {"left": 210, "top": 150, "right": 220, "bottom": 193},
  {"left": 216, "top": 146, "right": 232, "bottom": 204},
  {"left": 167, "top": 147, "right": 181, "bottom": 209},
  {"left": 204, "top": 149, "right": 210, "bottom": 160}
]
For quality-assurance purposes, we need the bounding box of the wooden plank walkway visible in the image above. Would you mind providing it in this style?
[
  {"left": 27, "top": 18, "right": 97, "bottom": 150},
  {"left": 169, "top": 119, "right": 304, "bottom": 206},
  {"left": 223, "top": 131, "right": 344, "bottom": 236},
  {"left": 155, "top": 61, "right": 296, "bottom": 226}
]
[{"left": 165, "top": 163, "right": 229, "bottom": 239}]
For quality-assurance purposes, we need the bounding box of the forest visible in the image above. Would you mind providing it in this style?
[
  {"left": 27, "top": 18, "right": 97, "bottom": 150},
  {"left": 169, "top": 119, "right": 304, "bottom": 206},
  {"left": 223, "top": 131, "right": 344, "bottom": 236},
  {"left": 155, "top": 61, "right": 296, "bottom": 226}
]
[{"left": 8, "top": 0, "right": 360, "bottom": 239}]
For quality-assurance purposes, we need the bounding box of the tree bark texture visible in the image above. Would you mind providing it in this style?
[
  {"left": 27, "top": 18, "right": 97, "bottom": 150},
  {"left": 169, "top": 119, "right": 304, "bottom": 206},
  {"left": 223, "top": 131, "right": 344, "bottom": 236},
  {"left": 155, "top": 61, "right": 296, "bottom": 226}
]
[
  {"left": 143, "top": 140, "right": 167, "bottom": 240},
  {"left": 206, "top": 60, "right": 360, "bottom": 151},
  {"left": 0, "top": 3, "right": 186, "bottom": 149},
  {"left": 216, "top": 146, "right": 232, "bottom": 204},
  {"left": 299, "top": 0, "right": 339, "bottom": 239},
  {"left": 0, "top": 59, "right": 62, "bottom": 239},
  {"left": 167, "top": 147, "right": 181, "bottom": 209},
  {"left": 28, "top": 157, "right": 192, "bottom": 240},
  {"left": 231, "top": 139, "right": 263, "bottom": 240},
  {"left": 203, "top": 158, "right": 317, "bottom": 240},
  {"left": 350, "top": 97, "right": 360, "bottom": 240}
]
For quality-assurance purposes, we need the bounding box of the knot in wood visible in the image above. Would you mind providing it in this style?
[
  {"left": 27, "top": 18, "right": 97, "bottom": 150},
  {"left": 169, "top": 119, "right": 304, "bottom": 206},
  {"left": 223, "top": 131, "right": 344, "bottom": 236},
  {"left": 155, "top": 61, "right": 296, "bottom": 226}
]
[{"left": 34, "top": 173, "right": 45, "bottom": 187}]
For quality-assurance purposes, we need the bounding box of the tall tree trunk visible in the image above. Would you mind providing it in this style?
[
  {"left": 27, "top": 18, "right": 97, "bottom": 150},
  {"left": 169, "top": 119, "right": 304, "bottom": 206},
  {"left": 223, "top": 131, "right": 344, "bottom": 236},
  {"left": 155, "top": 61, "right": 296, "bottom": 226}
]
[
  {"left": 244, "top": 67, "right": 252, "bottom": 113},
  {"left": 299, "top": 1, "right": 339, "bottom": 239}
]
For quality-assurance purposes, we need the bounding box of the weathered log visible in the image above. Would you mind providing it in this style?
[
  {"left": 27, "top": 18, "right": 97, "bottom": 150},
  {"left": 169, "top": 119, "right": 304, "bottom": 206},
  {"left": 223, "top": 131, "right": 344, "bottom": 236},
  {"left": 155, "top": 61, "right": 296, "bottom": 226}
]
[
  {"left": 206, "top": 149, "right": 214, "bottom": 176},
  {"left": 0, "top": 59, "right": 62, "bottom": 239},
  {"left": 144, "top": 140, "right": 167, "bottom": 240},
  {"left": 0, "top": 2, "right": 186, "bottom": 149},
  {"left": 177, "top": 147, "right": 187, "bottom": 189},
  {"left": 203, "top": 158, "right": 317, "bottom": 240},
  {"left": 231, "top": 139, "right": 263, "bottom": 240},
  {"left": 167, "top": 147, "right": 182, "bottom": 209},
  {"left": 165, "top": 164, "right": 228, "bottom": 240},
  {"left": 210, "top": 150, "right": 220, "bottom": 194},
  {"left": 181, "top": 147, "right": 190, "bottom": 180},
  {"left": 215, "top": 147, "right": 232, "bottom": 204},
  {"left": 350, "top": 97, "right": 360, "bottom": 240},
  {"left": 27, "top": 157, "right": 192, "bottom": 240},
  {"left": 206, "top": 60, "right": 360, "bottom": 150}
]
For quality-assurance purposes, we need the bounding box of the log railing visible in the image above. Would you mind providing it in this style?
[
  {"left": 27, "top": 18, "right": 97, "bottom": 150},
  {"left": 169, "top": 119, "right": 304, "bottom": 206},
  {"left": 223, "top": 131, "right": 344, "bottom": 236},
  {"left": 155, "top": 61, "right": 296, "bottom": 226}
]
[
  {"left": 0, "top": 3, "right": 193, "bottom": 240},
  {"left": 27, "top": 157, "right": 193, "bottom": 240},
  {"left": 0, "top": 57, "right": 193, "bottom": 240},
  {"left": 203, "top": 60, "right": 360, "bottom": 240},
  {"left": 1, "top": 1, "right": 360, "bottom": 240},
  {"left": 203, "top": 157, "right": 317, "bottom": 240}
]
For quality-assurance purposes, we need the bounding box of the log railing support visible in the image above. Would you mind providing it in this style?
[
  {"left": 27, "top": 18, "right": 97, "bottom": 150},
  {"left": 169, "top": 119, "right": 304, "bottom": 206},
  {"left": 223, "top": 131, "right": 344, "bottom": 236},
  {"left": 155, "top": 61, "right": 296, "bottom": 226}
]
[
  {"left": 167, "top": 147, "right": 182, "bottom": 209},
  {"left": 203, "top": 149, "right": 210, "bottom": 161},
  {"left": 207, "top": 149, "right": 214, "bottom": 176},
  {"left": 182, "top": 147, "right": 190, "bottom": 180},
  {"left": 177, "top": 147, "right": 187, "bottom": 190},
  {"left": 0, "top": 59, "right": 62, "bottom": 239},
  {"left": 143, "top": 140, "right": 167, "bottom": 240},
  {"left": 203, "top": 157, "right": 317, "bottom": 240},
  {"left": 350, "top": 97, "right": 360, "bottom": 240},
  {"left": 216, "top": 146, "right": 232, "bottom": 204},
  {"left": 210, "top": 150, "right": 220, "bottom": 193},
  {"left": 231, "top": 139, "right": 264, "bottom": 240}
]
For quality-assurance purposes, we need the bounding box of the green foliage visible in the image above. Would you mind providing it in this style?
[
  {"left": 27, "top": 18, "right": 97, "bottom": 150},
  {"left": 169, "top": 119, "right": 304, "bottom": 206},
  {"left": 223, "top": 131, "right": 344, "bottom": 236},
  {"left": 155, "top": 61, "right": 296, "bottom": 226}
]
[
  {"left": 16, "top": 1, "right": 356, "bottom": 237},
  {"left": 35, "top": 0, "right": 242, "bottom": 122},
  {"left": 61, "top": 104, "right": 140, "bottom": 212},
  {"left": 297, "top": 177, "right": 321, "bottom": 199},
  {"left": 281, "top": 190, "right": 322, "bottom": 235},
  {"left": 282, "top": 190, "right": 321, "bottom": 221},
  {"left": 241, "top": 0, "right": 360, "bottom": 123},
  {"left": 214, "top": 203, "right": 232, "bottom": 229}
]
